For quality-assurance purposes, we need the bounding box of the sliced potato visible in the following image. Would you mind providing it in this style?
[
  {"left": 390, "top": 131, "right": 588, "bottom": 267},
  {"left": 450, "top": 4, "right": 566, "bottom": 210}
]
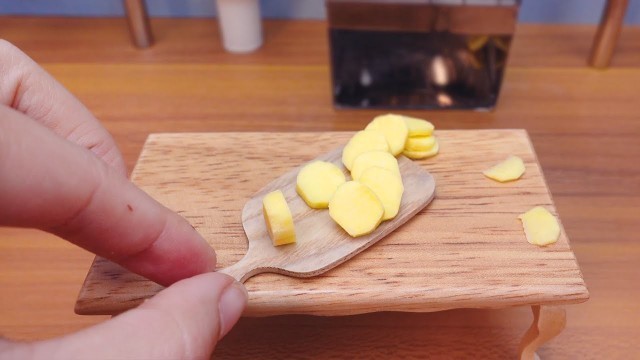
[
  {"left": 351, "top": 151, "right": 400, "bottom": 181},
  {"left": 359, "top": 167, "right": 404, "bottom": 221},
  {"left": 365, "top": 114, "right": 409, "bottom": 156},
  {"left": 402, "top": 139, "right": 439, "bottom": 159},
  {"left": 404, "top": 135, "right": 436, "bottom": 152},
  {"left": 262, "top": 190, "right": 296, "bottom": 246},
  {"left": 483, "top": 156, "right": 525, "bottom": 183},
  {"left": 342, "top": 130, "right": 389, "bottom": 171},
  {"left": 518, "top": 206, "right": 560, "bottom": 246},
  {"left": 296, "top": 161, "right": 346, "bottom": 209},
  {"left": 403, "top": 116, "right": 434, "bottom": 137},
  {"left": 329, "top": 181, "right": 384, "bottom": 237}
]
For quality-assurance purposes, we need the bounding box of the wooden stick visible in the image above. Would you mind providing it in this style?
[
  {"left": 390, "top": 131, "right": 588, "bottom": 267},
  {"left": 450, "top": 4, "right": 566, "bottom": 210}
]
[
  {"left": 518, "top": 305, "right": 566, "bottom": 360},
  {"left": 123, "top": 0, "right": 154, "bottom": 48},
  {"left": 588, "top": 0, "right": 629, "bottom": 68}
]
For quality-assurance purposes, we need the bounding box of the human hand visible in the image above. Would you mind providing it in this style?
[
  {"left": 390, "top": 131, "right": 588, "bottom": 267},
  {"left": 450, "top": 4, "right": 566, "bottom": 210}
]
[{"left": 0, "top": 40, "right": 246, "bottom": 359}]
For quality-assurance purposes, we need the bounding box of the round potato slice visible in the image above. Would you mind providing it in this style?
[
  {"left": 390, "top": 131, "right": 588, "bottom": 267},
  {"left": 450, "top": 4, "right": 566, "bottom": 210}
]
[
  {"left": 359, "top": 167, "right": 404, "bottom": 221},
  {"left": 342, "top": 130, "right": 389, "bottom": 171},
  {"left": 351, "top": 151, "right": 400, "bottom": 181},
  {"left": 404, "top": 135, "right": 436, "bottom": 152},
  {"left": 329, "top": 181, "right": 384, "bottom": 237},
  {"left": 365, "top": 114, "right": 409, "bottom": 156},
  {"left": 402, "top": 139, "right": 439, "bottom": 159},
  {"left": 403, "top": 116, "right": 434, "bottom": 137},
  {"left": 296, "top": 161, "right": 346, "bottom": 209}
]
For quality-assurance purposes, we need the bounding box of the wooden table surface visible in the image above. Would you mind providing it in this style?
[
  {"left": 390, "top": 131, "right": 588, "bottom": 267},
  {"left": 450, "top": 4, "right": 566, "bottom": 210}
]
[
  {"left": 76, "top": 130, "right": 588, "bottom": 317},
  {"left": 0, "top": 18, "right": 638, "bottom": 359}
]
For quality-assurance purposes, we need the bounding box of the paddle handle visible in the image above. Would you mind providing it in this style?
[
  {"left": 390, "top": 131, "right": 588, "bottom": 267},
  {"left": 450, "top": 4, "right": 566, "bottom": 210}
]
[{"left": 218, "top": 254, "right": 261, "bottom": 283}]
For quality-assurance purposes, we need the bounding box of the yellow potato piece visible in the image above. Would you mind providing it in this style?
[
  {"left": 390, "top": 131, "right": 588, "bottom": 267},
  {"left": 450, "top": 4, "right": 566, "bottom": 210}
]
[
  {"left": 483, "top": 156, "right": 525, "bottom": 182},
  {"left": 329, "top": 181, "right": 384, "bottom": 237},
  {"left": 351, "top": 151, "right": 400, "bottom": 181},
  {"left": 296, "top": 161, "right": 346, "bottom": 209},
  {"left": 518, "top": 206, "right": 560, "bottom": 246},
  {"left": 402, "top": 139, "right": 439, "bottom": 159},
  {"left": 402, "top": 116, "right": 434, "bottom": 137},
  {"left": 262, "top": 190, "right": 296, "bottom": 246},
  {"left": 359, "top": 167, "right": 404, "bottom": 221},
  {"left": 365, "top": 114, "right": 409, "bottom": 156},
  {"left": 404, "top": 135, "right": 436, "bottom": 152},
  {"left": 342, "top": 130, "right": 389, "bottom": 171}
]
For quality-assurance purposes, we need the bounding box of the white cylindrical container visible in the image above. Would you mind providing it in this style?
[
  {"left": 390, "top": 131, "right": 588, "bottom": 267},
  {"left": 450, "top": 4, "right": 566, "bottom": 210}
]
[{"left": 216, "top": 0, "right": 263, "bottom": 53}]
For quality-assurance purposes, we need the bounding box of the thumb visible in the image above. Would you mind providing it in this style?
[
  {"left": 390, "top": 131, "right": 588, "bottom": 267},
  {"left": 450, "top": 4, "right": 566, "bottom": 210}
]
[{"left": 4, "top": 273, "right": 247, "bottom": 360}]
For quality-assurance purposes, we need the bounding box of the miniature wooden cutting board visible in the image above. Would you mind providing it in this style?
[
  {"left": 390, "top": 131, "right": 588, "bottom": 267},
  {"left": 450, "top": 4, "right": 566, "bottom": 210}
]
[
  {"left": 221, "top": 147, "right": 435, "bottom": 283},
  {"left": 75, "top": 130, "right": 589, "bottom": 316}
]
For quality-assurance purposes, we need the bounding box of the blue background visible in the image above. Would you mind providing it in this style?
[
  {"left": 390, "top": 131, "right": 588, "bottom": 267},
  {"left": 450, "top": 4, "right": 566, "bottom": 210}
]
[{"left": 1, "top": 0, "right": 639, "bottom": 24}]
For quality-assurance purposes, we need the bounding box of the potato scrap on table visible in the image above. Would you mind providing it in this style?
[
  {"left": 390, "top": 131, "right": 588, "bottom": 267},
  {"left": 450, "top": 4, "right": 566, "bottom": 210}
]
[
  {"left": 262, "top": 190, "right": 296, "bottom": 246},
  {"left": 483, "top": 156, "right": 525, "bottom": 182},
  {"left": 518, "top": 206, "right": 560, "bottom": 246},
  {"left": 296, "top": 161, "right": 346, "bottom": 209},
  {"left": 329, "top": 181, "right": 384, "bottom": 237}
]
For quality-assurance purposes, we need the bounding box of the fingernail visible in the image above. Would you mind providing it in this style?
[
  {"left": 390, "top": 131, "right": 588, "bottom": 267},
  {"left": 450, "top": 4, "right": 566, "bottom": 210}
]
[
  {"left": 204, "top": 247, "right": 218, "bottom": 272},
  {"left": 218, "top": 281, "right": 247, "bottom": 339}
]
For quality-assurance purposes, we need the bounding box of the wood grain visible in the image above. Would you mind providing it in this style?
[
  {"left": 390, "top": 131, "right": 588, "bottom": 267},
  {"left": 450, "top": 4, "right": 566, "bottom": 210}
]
[
  {"left": 75, "top": 130, "right": 588, "bottom": 316},
  {"left": 2, "top": 18, "right": 639, "bottom": 68},
  {"left": 0, "top": 19, "right": 638, "bottom": 359},
  {"left": 222, "top": 147, "right": 435, "bottom": 282}
]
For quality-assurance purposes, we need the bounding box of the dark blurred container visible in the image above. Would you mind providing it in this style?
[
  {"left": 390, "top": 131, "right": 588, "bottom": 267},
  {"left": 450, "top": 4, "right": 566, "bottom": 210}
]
[{"left": 326, "top": 0, "right": 521, "bottom": 110}]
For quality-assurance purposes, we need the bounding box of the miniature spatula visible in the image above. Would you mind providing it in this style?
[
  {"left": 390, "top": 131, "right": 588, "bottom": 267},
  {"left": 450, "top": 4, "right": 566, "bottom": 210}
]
[{"left": 219, "top": 147, "right": 436, "bottom": 283}]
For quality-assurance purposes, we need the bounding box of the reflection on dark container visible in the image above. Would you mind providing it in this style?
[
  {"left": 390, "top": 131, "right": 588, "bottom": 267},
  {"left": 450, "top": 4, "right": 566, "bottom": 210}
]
[{"left": 326, "top": 0, "right": 521, "bottom": 110}]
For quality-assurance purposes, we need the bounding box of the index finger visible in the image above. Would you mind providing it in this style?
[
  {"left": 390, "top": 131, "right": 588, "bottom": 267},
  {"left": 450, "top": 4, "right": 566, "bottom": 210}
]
[{"left": 0, "top": 106, "right": 217, "bottom": 286}]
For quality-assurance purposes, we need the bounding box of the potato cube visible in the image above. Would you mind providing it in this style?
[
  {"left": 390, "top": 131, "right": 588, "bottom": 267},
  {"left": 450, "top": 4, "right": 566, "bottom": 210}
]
[
  {"left": 329, "top": 181, "right": 384, "bottom": 237},
  {"left": 262, "top": 190, "right": 296, "bottom": 246},
  {"left": 296, "top": 161, "right": 346, "bottom": 209}
]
